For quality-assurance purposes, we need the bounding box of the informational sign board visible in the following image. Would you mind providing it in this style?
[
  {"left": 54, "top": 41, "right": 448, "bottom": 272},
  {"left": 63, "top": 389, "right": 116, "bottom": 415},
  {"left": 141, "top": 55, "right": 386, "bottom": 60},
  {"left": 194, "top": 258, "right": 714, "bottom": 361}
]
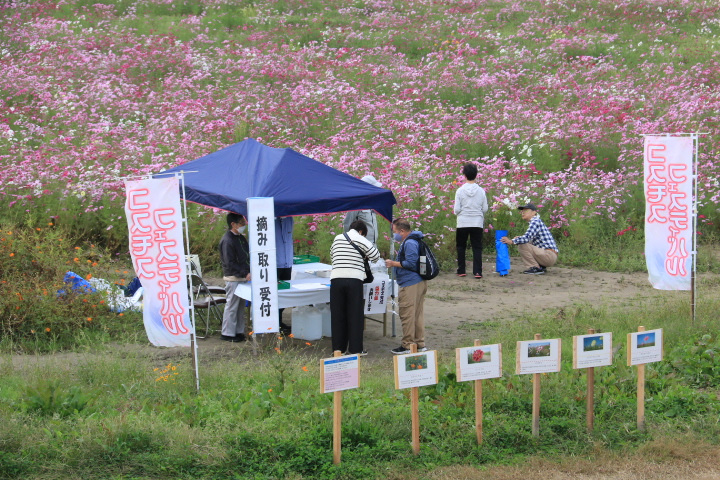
[
  {"left": 124, "top": 176, "right": 190, "bottom": 347},
  {"left": 321, "top": 355, "right": 360, "bottom": 394},
  {"left": 363, "top": 277, "right": 391, "bottom": 315},
  {"left": 627, "top": 328, "right": 664, "bottom": 366},
  {"left": 248, "top": 198, "right": 279, "bottom": 333},
  {"left": 456, "top": 344, "right": 502, "bottom": 382},
  {"left": 573, "top": 332, "right": 613, "bottom": 369},
  {"left": 643, "top": 136, "right": 693, "bottom": 290},
  {"left": 394, "top": 351, "right": 438, "bottom": 389},
  {"left": 516, "top": 338, "right": 561, "bottom": 375}
]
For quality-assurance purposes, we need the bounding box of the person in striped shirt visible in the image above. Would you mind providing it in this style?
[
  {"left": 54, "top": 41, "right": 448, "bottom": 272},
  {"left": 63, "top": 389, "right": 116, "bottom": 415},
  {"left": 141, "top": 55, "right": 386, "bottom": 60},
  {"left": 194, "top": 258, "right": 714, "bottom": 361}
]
[
  {"left": 330, "top": 220, "right": 380, "bottom": 355},
  {"left": 500, "top": 203, "right": 559, "bottom": 275}
]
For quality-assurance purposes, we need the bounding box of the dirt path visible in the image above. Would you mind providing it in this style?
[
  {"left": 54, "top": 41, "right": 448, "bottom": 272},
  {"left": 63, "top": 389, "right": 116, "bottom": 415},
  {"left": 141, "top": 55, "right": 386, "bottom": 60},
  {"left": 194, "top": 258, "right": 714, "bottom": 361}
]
[{"left": 185, "top": 263, "right": 696, "bottom": 363}]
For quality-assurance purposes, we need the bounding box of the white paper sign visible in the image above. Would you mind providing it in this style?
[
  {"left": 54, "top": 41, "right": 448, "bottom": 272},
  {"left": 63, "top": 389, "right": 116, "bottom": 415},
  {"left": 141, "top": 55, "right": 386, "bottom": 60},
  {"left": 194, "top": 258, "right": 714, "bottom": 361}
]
[
  {"left": 627, "top": 329, "right": 664, "bottom": 366},
  {"left": 248, "top": 198, "right": 279, "bottom": 333},
  {"left": 124, "top": 176, "right": 191, "bottom": 347},
  {"left": 573, "top": 333, "right": 613, "bottom": 369},
  {"left": 394, "top": 351, "right": 438, "bottom": 389},
  {"left": 516, "top": 339, "right": 561, "bottom": 375},
  {"left": 456, "top": 344, "right": 502, "bottom": 382},
  {"left": 363, "top": 277, "right": 390, "bottom": 314},
  {"left": 321, "top": 355, "right": 360, "bottom": 393}
]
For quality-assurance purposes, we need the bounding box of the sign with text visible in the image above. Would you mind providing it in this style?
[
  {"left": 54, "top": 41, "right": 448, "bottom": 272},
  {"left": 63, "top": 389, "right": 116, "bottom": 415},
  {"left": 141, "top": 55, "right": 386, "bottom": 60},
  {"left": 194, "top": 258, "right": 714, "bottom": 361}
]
[
  {"left": 456, "top": 344, "right": 502, "bottom": 382},
  {"left": 643, "top": 136, "right": 694, "bottom": 290},
  {"left": 363, "top": 277, "right": 391, "bottom": 315},
  {"left": 394, "top": 351, "right": 438, "bottom": 389},
  {"left": 248, "top": 198, "right": 279, "bottom": 333},
  {"left": 627, "top": 329, "right": 664, "bottom": 366},
  {"left": 124, "top": 177, "right": 190, "bottom": 347},
  {"left": 321, "top": 355, "right": 360, "bottom": 393},
  {"left": 573, "top": 332, "right": 613, "bottom": 369},
  {"left": 516, "top": 338, "right": 561, "bottom": 375}
]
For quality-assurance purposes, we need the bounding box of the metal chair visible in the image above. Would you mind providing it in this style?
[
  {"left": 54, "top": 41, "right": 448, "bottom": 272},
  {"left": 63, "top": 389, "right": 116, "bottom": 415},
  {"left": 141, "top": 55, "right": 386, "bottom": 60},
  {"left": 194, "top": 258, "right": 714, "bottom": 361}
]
[{"left": 188, "top": 259, "right": 227, "bottom": 339}]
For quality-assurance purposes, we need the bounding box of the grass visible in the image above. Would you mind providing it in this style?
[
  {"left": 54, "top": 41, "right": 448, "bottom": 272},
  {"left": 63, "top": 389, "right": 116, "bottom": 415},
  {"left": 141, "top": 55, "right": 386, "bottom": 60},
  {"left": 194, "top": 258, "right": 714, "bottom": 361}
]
[{"left": 2, "top": 293, "right": 720, "bottom": 479}]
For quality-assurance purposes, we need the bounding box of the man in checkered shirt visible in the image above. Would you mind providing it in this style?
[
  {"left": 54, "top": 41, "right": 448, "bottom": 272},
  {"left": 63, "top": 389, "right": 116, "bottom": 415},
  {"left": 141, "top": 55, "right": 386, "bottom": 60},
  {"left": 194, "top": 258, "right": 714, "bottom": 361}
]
[{"left": 500, "top": 203, "right": 558, "bottom": 275}]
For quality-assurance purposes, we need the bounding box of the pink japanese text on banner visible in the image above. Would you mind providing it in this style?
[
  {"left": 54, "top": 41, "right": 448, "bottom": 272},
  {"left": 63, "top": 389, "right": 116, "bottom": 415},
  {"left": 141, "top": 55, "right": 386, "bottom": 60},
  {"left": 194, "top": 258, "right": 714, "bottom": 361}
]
[
  {"left": 643, "top": 136, "right": 693, "bottom": 290},
  {"left": 124, "top": 177, "right": 191, "bottom": 347}
]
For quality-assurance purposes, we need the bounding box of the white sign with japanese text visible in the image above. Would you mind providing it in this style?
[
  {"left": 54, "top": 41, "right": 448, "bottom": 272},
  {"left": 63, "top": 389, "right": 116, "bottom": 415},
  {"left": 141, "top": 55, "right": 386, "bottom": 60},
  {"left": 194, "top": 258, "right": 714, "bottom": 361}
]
[
  {"left": 248, "top": 198, "right": 279, "bottom": 333},
  {"left": 124, "top": 177, "right": 191, "bottom": 347},
  {"left": 643, "top": 136, "right": 694, "bottom": 290}
]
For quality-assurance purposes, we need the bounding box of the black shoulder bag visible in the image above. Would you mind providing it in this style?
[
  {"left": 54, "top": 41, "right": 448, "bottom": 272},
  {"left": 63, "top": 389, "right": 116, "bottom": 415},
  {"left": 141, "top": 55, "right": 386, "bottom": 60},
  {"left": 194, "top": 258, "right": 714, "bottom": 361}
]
[{"left": 343, "top": 233, "right": 374, "bottom": 284}]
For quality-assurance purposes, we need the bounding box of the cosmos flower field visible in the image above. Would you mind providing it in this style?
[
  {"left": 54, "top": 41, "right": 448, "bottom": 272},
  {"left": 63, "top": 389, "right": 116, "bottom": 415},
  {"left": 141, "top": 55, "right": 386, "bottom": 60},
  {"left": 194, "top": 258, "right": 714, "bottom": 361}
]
[{"left": 1, "top": 0, "right": 719, "bottom": 252}]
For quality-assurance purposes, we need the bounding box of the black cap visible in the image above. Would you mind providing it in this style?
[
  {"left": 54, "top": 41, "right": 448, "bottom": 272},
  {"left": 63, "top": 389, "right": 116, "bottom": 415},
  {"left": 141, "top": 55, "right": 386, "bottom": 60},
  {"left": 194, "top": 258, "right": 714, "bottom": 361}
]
[{"left": 517, "top": 203, "right": 537, "bottom": 211}]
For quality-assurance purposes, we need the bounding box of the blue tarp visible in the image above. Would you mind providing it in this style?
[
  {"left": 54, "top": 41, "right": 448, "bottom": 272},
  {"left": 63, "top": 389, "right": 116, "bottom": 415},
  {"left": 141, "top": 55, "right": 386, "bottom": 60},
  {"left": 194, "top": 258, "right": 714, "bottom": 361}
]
[{"left": 158, "top": 138, "right": 397, "bottom": 221}]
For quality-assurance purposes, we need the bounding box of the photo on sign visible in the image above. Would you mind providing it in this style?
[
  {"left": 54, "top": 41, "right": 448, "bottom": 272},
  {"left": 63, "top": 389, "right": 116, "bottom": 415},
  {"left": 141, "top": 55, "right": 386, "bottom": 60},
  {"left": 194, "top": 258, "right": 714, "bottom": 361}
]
[
  {"left": 637, "top": 332, "right": 656, "bottom": 348},
  {"left": 516, "top": 338, "right": 561, "bottom": 375},
  {"left": 573, "top": 332, "right": 613, "bottom": 369},
  {"left": 583, "top": 335, "right": 604, "bottom": 352},
  {"left": 628, "top": 328, "right": 663, "bottom": 366},
  {"left": 467, "top": 347, "right": 491, "bottom": 364},
  {"left": 456, "top": 344, "right": 502, "bottom": 382},
  {"left": 528, "top": 341, "right": 551, "bottom": 357},
  {"left": 405, "top": 354, "right": 427, "bottom": 371}
]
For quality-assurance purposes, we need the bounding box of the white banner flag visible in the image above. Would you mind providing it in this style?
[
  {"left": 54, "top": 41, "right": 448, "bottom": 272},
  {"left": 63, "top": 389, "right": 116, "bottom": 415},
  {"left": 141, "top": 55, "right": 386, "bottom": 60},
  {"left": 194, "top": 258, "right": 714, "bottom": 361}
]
[
  {"left": 643, "top": 136, "right": 694, "bottom": 290},
  {"left": 248, "top": 197, "right": 279, "bottom": 333},
  {"left": 125, "top": 177, "right": 191, "bottom": 347}
]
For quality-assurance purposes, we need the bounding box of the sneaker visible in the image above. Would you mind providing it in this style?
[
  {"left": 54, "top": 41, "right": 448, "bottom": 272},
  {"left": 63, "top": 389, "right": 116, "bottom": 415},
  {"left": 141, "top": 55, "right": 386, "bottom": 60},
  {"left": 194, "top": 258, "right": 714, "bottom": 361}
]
[
  {"left": 522, "top": 266, "right": 546, "bottom": 275},
  {"left": 279, "top": 322, "right": 292, "bottom": 334},
  {"left": 474, "top": 273, "right": 483, "bottom": 279},
  {"left": 418, "top": 346, "right": 428, "bottom": 352},
  {"left": 456, "top": 273, "right": 466, "bottom": 277},
  {"left": 346, "top": 350, "right": 368, "bottom": 357},
  {"left": 391, "top": 346, "right": 410, "bottom": 355},
  {"left": 221, "top": 334, "right": 246, "bottom": 342}
]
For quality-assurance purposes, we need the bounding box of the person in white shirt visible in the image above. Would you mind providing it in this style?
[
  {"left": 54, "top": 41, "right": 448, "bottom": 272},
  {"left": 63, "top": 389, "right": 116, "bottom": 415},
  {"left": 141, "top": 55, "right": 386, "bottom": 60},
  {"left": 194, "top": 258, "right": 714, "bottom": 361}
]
[
  {"left": 330, "top": 220, "right": 380, "bottom": 355},
  {"left": 453, "top": 163, "right": 488, "bottom": 278}
]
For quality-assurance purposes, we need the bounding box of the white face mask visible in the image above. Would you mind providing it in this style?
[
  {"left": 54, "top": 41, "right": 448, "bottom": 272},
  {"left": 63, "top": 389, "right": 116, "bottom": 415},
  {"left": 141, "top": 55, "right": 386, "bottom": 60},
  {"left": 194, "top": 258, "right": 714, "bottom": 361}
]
[{"left": 237, "top": 225, "right": 247, "bottom": 234}]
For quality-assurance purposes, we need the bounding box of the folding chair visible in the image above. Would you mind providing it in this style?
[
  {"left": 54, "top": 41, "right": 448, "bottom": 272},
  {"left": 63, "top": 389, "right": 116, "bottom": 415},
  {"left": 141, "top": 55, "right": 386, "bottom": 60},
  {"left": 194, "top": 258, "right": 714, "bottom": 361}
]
[{"left": 187, "top": 258, "right": 227, "bottom": 339}]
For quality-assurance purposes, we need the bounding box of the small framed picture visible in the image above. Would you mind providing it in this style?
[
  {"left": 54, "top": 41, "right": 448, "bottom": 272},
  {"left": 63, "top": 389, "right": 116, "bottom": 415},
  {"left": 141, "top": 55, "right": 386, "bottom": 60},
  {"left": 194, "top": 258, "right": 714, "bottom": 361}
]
[
  {"left": 393, "top": 351, "right": 438, "bottom": 389},
  {"left": 573, "top": 332, "right": 613, "bottom": 369},
  {"left": 516, "top": 338, "right": 561, "bottom": 374},
  {"left": 627, "top": 329, "right": 664, "bottom": 366},
  {"left": 456, "top": 344, "right": 502, "bottom": 382}
]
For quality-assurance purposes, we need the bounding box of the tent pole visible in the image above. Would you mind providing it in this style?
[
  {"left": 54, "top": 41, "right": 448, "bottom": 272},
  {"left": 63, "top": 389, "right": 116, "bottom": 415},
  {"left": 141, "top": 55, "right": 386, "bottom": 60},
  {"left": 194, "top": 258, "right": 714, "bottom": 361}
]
[
  {"left": 179, "top": 171, "right": 201, "bottom": 392},
  {"left": 390, "top": 222, "right": 396, "bottom": 337}
]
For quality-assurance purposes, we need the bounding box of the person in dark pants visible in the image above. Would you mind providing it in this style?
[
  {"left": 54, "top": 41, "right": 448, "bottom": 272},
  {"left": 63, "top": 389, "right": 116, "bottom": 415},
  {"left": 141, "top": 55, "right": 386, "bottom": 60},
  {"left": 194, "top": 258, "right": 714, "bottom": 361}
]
[
  {"left": 329, "top": 220, "right": 380, "bottom": 356},
  {"left": 275, "top": 216, "right": 294, "bottom": 334},
  {"left": 453, "top": 163, "right": 488, "bottom": 278}
]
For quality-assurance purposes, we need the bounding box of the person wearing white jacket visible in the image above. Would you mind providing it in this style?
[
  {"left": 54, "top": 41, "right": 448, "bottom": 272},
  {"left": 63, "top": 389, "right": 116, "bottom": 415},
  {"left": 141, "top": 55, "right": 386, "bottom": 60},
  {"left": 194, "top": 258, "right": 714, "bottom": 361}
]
[{"left": 453, "top": 163, "right": 488, "bottom": 278}]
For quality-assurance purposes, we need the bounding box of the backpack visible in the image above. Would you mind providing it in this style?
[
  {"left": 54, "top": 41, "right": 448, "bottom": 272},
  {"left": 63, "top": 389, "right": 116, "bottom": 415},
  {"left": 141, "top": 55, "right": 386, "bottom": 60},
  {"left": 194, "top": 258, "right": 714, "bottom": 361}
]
[{"left": 402, "top": 233, "right": 440, "bottom": 280}]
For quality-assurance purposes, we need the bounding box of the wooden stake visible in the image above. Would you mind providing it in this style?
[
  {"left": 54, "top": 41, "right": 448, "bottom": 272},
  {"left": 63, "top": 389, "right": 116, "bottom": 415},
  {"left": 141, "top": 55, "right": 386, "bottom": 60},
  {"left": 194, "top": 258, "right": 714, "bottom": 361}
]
[
  {"left": 532, "top": 333, "right": 541, "bottom": 437},
  {"left": 637, "top": 326, "right": 646, "bottom": 431},
  {"left": 410, "top": 344, "right": 420, "bottom": 455},
  {"left": 332, "top": 350, "right": 343, "bottom": 464},
  {"left": 586, "top": 328, "right": 595, "bottom": 433},
  {"left": 474, "top": 339, "right": 483, "bottom": 445}
]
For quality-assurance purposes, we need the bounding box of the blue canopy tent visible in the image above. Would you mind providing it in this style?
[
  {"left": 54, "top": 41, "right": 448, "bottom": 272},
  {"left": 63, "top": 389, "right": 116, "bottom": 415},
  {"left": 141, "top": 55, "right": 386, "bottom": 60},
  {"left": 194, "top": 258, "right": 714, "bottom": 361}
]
[{"left": 158, "top": 138, "right": 396, "bottom": 220}]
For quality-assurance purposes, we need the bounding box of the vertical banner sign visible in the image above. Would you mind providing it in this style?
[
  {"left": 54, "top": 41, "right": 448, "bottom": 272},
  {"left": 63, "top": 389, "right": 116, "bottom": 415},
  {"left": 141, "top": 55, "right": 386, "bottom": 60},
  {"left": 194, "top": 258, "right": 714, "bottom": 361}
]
[
  {"left": 643, "top": 136, "right": 694, "bottom": 290},
  {"left": 124, "top": 177, "right": 191, "bottom": 347},
  {"left": 248, "top": 198, "right": 279, "bottom": 333}
]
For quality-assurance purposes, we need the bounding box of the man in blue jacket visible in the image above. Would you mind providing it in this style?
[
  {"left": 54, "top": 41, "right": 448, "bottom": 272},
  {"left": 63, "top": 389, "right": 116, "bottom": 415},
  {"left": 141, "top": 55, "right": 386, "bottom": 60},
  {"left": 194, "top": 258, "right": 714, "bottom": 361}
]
[{"left": 385, "top": 218, "right": 428, "bottom": 355}]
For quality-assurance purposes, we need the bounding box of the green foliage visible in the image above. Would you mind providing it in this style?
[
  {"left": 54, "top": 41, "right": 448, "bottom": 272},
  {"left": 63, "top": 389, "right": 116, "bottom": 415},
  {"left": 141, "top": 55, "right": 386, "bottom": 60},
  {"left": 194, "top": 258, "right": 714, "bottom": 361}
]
[
  {"left": 662, "top": 334, "right": 720, "bottom": 388},
  {"left": 21, "top": 380, "right": 93, "bottom": 417}
]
